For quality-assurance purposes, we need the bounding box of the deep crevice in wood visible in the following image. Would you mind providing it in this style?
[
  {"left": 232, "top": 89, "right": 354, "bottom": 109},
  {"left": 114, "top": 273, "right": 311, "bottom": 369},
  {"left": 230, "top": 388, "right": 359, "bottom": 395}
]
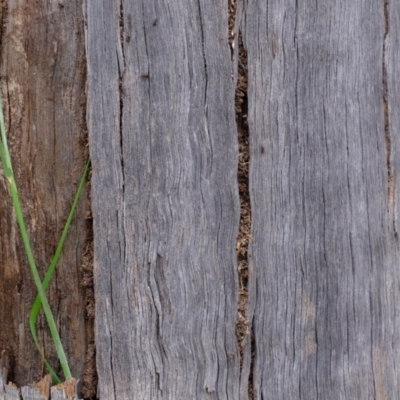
[
  {"left": 78, "top": 9, "right": 97, "bottom": 400},
  {"left": 118, "top": 0, "right": 126, "bottom": 194},
  {"left": 80, "top": 178, "right": 97, "bottom": 400},
  {"left": 383, "top": 0, "right": 395, "bottom": 232},
  {"left": 230, "top": 1, "right": 254, "bottom": 397},
  {"left": 197, "top": 2, "right": 208, "bottom": 91},
  {"left": 383, "top": 2, "right": 391, "bottom": 186}
]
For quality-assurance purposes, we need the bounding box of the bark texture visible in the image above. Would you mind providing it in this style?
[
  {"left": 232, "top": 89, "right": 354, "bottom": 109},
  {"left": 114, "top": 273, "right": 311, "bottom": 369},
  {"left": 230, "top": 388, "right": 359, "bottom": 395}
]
[
  {"left": 242, "top": 0, "right": 400, "bottom": 399},
  {"left": 86, "top": 0, "right": 240, "bottom": 399},
  {"left": 0, "top": 0, "right": 90, "bottom": 389}
]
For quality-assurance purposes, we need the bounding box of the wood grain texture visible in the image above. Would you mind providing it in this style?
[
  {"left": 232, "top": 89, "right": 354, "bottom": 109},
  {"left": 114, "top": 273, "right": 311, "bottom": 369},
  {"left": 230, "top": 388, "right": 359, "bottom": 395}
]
[
  {"left": 86, "top": 0, "right": 240, "bottom": 398},
  {"left": 20, "top": 387, "right": 46, "bottom": 400},
  {"left": 387, "top": 0, "right": 400, "bottom": 237},
  {"left": 4, "top": 385, "right": 20, "bottom": 400},
  {"left": 0, "top": 0, "right": 89, "bottom": 387},
  {"left": 242, "top": 0, "right": 400, "bottom": 399}
]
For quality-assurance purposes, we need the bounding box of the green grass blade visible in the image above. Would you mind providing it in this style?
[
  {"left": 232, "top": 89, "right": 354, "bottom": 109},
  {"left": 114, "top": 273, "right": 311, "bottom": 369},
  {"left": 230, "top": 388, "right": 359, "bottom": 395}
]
[
  {"left": 9, "top": 170, "right": 72, "bottom": 379},
  {"left": 0, "top": 89, "right": 72, "bottom": 380},
  {"left": 29, "top": 159, "right": 90, "bottom": 381},
  {"left": 28, "top": 326, "right": 61, "bottom": 383},
  {"left": 0, "top": 97, "right": 12, "bottom": 178}
]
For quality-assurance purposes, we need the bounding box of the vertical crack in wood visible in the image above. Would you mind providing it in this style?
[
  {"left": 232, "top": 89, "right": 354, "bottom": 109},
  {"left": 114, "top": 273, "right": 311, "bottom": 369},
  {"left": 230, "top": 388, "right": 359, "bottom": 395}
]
[
  {"left": 80, "top": 179, "right": 97, "bottom": 400},
  {"left": 230, "top": 1, "right": 254, "bottom": 398},
  {"left": 119, "top": 0, "right": 126, "bottom": 195},
  {"left": 117, "top": 9, "right": 127, "bottom": 393},
  {"left": 197, "top": 2, "right": 208, "bottom": 101},
  {"left": 79, "top": 4, "right": 97, "bottom": 398},
  {"left": 383, "top": 0, "right": 394, "bottom": 226}
]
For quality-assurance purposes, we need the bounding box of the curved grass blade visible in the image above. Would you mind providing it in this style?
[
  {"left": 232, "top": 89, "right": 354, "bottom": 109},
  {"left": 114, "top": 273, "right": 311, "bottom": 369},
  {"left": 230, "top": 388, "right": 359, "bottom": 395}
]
[
  {"left": 29, "top": 159, "right": 90, "bottom": 382},
  {"left": 0, "top": 89, "right": 72, "bottom": 380},
  {"left": 29, "top": 329, "right": 60, "bottom": 383}
]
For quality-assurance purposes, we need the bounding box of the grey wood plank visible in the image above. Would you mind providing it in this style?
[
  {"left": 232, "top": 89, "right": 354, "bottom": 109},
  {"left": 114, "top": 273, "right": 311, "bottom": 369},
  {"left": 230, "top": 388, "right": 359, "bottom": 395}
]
[
  {"left": 86, "top": 0, "right": 240, "bottom": 398},
  {"left": 4, "top": 385, "right": 20, "bottom": 400},
  {"left": 19, "top": 387, "right": 81, "bottom": 400},
  {"left": 0, "top": 353, "right": 19, "bottom": 400},
  {"left": 0, "top": 352, "right": 6, "bottom": 400},
  {"left": 0, "top": 351, "right": 20, "bottom": 400},
  {"left": 20, "top": 387, "right": 46, "bottom": 400},
  {"left": 242, "top": 0, "right": 400, "bottom": 398},
  {"left": 49, "top": 389, "right": 77, "bottom": 400}
]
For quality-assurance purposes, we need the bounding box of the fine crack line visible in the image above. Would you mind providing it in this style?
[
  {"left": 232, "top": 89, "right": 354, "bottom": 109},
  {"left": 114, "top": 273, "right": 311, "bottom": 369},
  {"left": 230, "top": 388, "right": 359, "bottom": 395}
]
[
  {"left": 382, "top": 0, "right": 396, "bottom": 236},
  {"left": 118, "top": 0, "right": 126, "bottom": 197},
  {"left": 197, "top": 0, "right": 209, "bottom": 125}
]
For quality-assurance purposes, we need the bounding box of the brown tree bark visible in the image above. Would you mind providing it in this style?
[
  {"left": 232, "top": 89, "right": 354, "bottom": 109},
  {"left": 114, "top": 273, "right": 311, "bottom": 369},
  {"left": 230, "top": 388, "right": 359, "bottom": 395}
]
[{"left": 0, "top": 0, "right": 92, "bottom": 394}]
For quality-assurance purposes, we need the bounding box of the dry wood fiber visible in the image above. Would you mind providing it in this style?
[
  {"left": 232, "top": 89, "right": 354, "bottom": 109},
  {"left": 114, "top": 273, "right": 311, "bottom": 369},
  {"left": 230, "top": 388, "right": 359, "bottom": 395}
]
[
  {"left": 386, "top": 0, "right": 400, "bottom": 235},
  {"left": 86, "top": 0, "right": 240, "bottom": 398},
  {"left": 0, "top": 0, "right": 90, "bottom": 389},
  {"left": 241, "top": 0, "right": 400, "bottom": 399}
]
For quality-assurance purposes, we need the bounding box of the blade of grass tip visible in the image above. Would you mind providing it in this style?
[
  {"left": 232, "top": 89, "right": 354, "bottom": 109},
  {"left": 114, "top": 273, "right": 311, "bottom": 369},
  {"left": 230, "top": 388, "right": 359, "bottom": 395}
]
[
  {"left": 0, "top": 105, "right": 12, "bottom": 179},
  {"left": 30, "top": 158, "right": 90, "bottom": 381},
  {"left": 0, "top": 89, "right": 72, "bottom": 380},
  {"left": 29, "top": 326, "right": 61, "bottom": 383}
]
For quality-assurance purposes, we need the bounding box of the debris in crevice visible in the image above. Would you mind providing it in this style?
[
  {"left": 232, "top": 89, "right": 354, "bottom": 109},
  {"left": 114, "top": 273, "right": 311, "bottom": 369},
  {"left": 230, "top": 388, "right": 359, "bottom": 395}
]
[
  {"left": 230, "top": 1, "right": 254, "bottom": 398},
  {"left": 383, "top": 0, "right": 394, "bottom": 221},
  {"left": 79, "top": 177, "right": 97, "bottom": 400},
  {"left": 78, "top": 12, "right": 97, "bottom": 400},
  {"left": 118, "top": 0, "right": 126, "bottom": 194}
]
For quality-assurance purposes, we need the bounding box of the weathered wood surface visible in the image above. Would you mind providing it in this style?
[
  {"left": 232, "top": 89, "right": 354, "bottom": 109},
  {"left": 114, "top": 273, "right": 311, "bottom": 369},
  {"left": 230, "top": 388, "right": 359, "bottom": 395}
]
[
  {"left": 387, "top": 0, "right": 400, "bottom": 237},
  {"left": 0, "top": 0, "right": 90, "bottom": 391},
  {"left": 20, "top": 387, "right": 47, "bottom": 400},
  {"left": 242, "top": 0, "right": 400, "bottom": 399},
  {"left": 86, "top": 0, "right": 240, "bottom": 398}
]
